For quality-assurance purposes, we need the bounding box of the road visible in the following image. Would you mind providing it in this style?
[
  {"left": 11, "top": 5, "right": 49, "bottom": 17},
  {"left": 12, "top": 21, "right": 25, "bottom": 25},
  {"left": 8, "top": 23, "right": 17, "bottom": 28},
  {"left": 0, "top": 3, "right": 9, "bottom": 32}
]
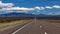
[{"left": 12, "top": 19, "right": 60, "bottom": 34}]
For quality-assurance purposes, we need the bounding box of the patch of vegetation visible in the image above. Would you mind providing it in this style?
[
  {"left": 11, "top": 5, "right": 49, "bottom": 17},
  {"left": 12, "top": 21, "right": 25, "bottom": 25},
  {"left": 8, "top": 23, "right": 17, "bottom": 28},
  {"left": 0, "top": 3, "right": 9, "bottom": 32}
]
[
  {"left": 0, "top": 19, "right": 32, "bottom": 32},
  {"left": 0, "top": 17, "right": 33, "bottom": 23},
  {"left": 37, "top": 17, "right": 60, "bottom": 20}
]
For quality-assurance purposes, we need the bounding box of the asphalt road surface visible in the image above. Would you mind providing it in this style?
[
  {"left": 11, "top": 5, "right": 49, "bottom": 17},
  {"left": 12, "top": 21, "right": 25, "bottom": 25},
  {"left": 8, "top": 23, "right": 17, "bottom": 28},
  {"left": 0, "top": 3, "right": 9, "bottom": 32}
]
[{"left": 12, "top": 19, "right": 60, "bottom": 34}]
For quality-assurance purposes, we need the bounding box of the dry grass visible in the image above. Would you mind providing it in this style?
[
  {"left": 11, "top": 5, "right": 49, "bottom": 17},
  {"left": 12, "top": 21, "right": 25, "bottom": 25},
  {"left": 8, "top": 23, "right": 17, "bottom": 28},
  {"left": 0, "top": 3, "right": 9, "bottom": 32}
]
[
  {"left": 0, "top": 19, "right": 32, "bottom": 32},
  {"left": 47, "top": 19, "right": 60, "bottom": 22},
  {"left": 46, "top": 19, "right": 60, "bottom": 27}
]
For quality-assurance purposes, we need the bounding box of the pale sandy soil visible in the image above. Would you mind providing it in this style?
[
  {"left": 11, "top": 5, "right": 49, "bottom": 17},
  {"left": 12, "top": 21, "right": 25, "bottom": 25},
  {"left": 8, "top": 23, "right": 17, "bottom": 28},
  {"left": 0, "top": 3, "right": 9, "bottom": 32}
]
[{"left": 0, "top": 19, "right": 32, "bottom": 32}]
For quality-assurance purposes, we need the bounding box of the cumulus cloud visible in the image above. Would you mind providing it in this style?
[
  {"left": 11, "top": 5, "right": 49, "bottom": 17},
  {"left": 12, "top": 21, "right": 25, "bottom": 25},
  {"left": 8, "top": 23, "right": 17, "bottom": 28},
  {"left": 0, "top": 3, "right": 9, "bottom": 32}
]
[
  {"left": 0, "top": 1, "right": 60, "bottom": 14},
  {"left": 53, "top": 5, "right": 60, "bottom": 8},
  {"left": 0, "top": 1, "right": 14, "bottom": 8},
  {"left": 3, "top": 3, "right": 14, "bottom": 7},
  {"left": 40, "top": 7, "right": 45, "bottom": 10},
  {"left": 45, "top": 6, "right": 53, "bottom": 9},
  {"left": 34, "top": 6, "right": 45, "bottom": 10},
  {"left": 2, "top": 7, "right": 35, "bottom": 11},
  {"left": 2, "top": 7, "right": 43, "bottom": 12},
  {"left": 0, "top": 1, "right": 44, "bottom": 13},
  {"left": 45, "top": 5, "right": 60, "bottom": 9}
]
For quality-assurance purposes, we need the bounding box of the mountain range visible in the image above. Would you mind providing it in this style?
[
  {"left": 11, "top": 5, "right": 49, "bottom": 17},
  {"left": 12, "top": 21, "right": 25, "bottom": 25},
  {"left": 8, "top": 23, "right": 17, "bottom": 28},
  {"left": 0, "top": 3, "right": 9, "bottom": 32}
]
[
  {"left": 0, "top": 12, "right": 60, "bottom": 18},
  {"left": 0, "top": 12, "right": 35, "bottom": 18}
]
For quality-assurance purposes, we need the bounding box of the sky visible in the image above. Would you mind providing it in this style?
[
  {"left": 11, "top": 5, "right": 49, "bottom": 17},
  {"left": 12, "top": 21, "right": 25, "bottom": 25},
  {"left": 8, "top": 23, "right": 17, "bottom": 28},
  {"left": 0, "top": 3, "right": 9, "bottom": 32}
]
[{"left": 0, "top": 0, "right": 60, "bottom": 15}]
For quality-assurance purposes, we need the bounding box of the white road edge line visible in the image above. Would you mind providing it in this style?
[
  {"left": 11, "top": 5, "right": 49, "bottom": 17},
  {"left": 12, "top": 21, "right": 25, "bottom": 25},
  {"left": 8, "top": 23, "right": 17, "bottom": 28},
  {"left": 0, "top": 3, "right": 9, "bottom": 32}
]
[
  {"left": 40, "top": 26, "right": 42, "bottom": 28},
  {"left": 45, "top": 32, "right": 47, "bottom": 34},
  {"left": 12, "top": 21, "right": 33, "bottom": 34}
]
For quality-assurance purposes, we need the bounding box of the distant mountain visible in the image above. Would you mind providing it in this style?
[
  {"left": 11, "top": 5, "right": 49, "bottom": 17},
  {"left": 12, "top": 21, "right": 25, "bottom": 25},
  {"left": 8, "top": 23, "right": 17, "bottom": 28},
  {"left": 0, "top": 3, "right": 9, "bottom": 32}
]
[
  {"left": 0, "top": 12, "right": 35, "bottom": 17},
  {"left": 36, "top": 14, "right": 60, "bottom": 18},
  {"left": 0, "top": 12, "right": 60, "bottom": 18}
]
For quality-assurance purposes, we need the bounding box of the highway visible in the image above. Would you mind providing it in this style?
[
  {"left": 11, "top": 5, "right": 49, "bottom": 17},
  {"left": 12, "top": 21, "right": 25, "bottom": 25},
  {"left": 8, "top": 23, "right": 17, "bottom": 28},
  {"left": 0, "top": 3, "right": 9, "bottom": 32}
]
[
  {"left": 11, "top": 18, "right": 60, "bottom": 34},
  {"left": 0, "top": 18, "right": 60, "bottom": 34}
]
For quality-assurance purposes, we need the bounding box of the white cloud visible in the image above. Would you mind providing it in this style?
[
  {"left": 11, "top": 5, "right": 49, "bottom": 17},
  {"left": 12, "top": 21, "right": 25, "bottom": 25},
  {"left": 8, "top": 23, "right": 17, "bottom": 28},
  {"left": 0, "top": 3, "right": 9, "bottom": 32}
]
[
  {"left": 34, "top": 6, "right": 41, "bottom": 10},
  {"left": 1, "top": 6, "right": 43, "bottom": 12},
  {"left": 45, "top": 5, "right": 60, "bottom": 9},
  {"left": 40, "top": 7, "right": 45, "bottom": 10},
  {"left": 2, "top": 7, "right": 35, "bottom": 11},
  {"left": 0, "top": 1, "right": 60, "bottom": 14},
  {"left": 0, "top": 1, "right": 3, "bottom": 7},
  {"left": 0, "top": 1, "right": 14, "bottom": 8},
  {"left": 3, "top": 3, "right": 14, "bottom": 7},
  {"left": 34, "top": 6, "right": 45, "bottom": 10},
  {"left": 0, "top": 1, "right": 43, "bottom": 13},
  {"left": 53, "top": 5, "right": 60, "bottom": 8},
  {"left": 45, "top": 6, "right": 53, "bottom": 9}
]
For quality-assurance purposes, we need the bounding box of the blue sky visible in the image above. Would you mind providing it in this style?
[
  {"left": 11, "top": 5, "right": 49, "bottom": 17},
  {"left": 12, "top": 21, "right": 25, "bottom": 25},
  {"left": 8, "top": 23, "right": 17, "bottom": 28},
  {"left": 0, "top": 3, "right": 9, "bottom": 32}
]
[
  {"left": 2, "top": 0, "right": 60, "bottom": 7},
  {"left": 0, "top": 0, "right": 60, "bottom": 15}
]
